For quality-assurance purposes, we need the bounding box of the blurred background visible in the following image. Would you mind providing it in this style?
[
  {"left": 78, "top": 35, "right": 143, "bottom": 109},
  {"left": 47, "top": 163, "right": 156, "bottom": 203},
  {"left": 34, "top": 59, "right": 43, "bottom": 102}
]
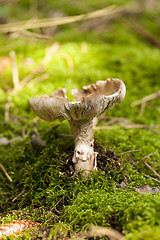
[{"left": 0, "top": 0, "right": 160, "bottom": 127}]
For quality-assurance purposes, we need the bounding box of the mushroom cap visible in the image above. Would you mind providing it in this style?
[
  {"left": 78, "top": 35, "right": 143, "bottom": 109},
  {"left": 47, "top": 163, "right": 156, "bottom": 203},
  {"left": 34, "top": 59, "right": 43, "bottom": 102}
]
[{"left": 30, "top": 78, "right": 126, "bottom": 122}]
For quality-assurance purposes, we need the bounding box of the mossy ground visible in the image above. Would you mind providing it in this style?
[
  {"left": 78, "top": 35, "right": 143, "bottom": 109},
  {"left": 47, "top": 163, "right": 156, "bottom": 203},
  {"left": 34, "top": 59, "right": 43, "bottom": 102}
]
[{"left": 0, "top": 0, "right": 160, "bottom": 239}]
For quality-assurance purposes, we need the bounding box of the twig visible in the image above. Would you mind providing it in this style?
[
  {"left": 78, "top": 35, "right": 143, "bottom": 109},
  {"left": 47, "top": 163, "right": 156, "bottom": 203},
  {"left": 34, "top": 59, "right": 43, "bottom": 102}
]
[
  {"left": 10, "top": 30, "right": 51, "bottom": 41},
  {"left": 144, "top": 175, "right": 160, "bottom": 184},
  {"left": 12, "top": 190, "right": 25, "bottom": 202},
  {"left": 93, "top": 126, "right": 113, "bottom": 130},
  {"left": 123, "top": 150, "right": 141, "bottom": 154},
  {"left": 0, "top": 6, "right": 124, "bottom": 33},
  {"left": 21, "top": 126, "right": 30, "bottom": 138},
  {"left": 41, "top": 42, "right": 60, "bottom": 65},
  {"left": 27, "top": 73, "right": 49, "bottom": 88},
  {"left": 106, "top": 118, "right": 119, "bottom": 126},
  {"left": 61, "top": 53, "right": 74, "bottom": 71},
  {"left": 127, "top": 20, "right": 160, "bottom": 48},
  {"left": 138, "top": 102, "right": 146, "bottom": 118},
  {"left": 78, "top": 5, "right": 142, "bottom": 32},
  {"left": 6, "top": 42, "right": 58, "bottom": 94},
  {"left": 9, "top": 50, "right": 20, "bottom": 93},
  {"left": 144, "top": 162, "right": 160, "bottom": 180},
  {"left": 4, "top": 96, "right": 13, "bottom": 123},
  {"left": 20, "top": 65, "right": 45, "bottom": 87},
  {"left": 0, "top": 209, "right": 32, "bottom": 216},
  {"left": 125, "top": 124, "right": 160, "bottom": 130},
  {"left": 99, "top": 116, "right": 130, "bottom": 125},
  {"left": 143, "top": 151, "right": 158, "bottom": 159},
  {"left": 131, "top": 90, "right": 160, "bottom": 107},
  {"left": 58, "top": 133, "right": 73, "bottom": 137},
  {"left": 94, "top": 124, "right": 160, "bottom": 131},
  {"left": 0, "top": 136, "right": 21, "bottom": 145},
  {"left": 44, "top": 124, "right": 60, "bottom": 134},
  {"left": 33, "top": 127, "right": 40, "bottom": 137},
  {"left": 0, "top": 163, "right": 13, "bottom": 182},
  {"left": 20, "top": 42, "right": 59, "bottom": 87},
  {"left": 48, "top": 196, "right": 64, "bottom": 214}
]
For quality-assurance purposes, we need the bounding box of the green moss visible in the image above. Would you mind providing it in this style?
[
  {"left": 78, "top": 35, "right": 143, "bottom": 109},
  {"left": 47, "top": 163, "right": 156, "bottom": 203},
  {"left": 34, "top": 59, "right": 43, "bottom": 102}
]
[
  {"left": 63, "top": 187, "right": 160, "bottom": 233},
  {"left": 126, "top": 226, "right": 160, "bottom": 240}
]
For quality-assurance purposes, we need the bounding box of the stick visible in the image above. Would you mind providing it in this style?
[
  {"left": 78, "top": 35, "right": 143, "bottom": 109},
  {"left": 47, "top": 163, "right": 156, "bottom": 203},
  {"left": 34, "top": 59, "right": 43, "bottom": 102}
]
[
  {"left": 48, "top": 196, "right": 64, "bottom": 214},
  {"left": 0, "top": 163, "right": 13, "bottom": 182},
  {"left": 138, "top": 102, "right": 146, "bottom": 118},
  {"left": 20, "top": 66, "right": 45, "bottom": 88},
  {"left": 20, "top": 42, "right": 59, "bottom": 87},
  {"left": 93, "top": 126, "right": 113, "bottom": 130},
  {"left": 12, "top": 190, "right": 25, "bottom": 202},
  {"left": 10, "top": 30, "right": 51, "bottom": 40},
  {"left": 58, "top": 133, "right": 73, "bottom": 137},
  {"left": 9, "top": 50, "right": 20, "bottom": 92},
  {"left": 0, "top": 210, "right": 32, "bottom": 216},
  {"left": 4, "top": 96, "right": 12, "bottom": 123},
  {"left": 27, "top": 73, "right": 49, "bottom": 88},
  {"left": 144, "top": 175, "right": 160, "bottom": 184},
  {"left": 21, "top": 126, "right": 30, "bottom": 138},
  {"left": 94, "top": 124, "right": 160, "bottom": 130},
  {"left": 99, "top": 116, "right": 130, "bottom": 125},
  {"left": 127, "top": 20, "right": 160, "bottom": 48},
  {"left": 131, "top": 90, "right": 160, "bottom": 107},
  {"left": 61, "top": 53, "right": 74, "bottom": 71},
  {"left": 123, "top": 150, "right": 141, "bottom": 154},
  {"left": 0, "top": 6, "right": 123, "bottom": 33},
  {"left": 143, "top": 151, "right": 158, "bottom": 159},
  {"left": 144, "top": 162, "right": 160, "bottom": 180},
  {"left": 125, "top": 124, "right": 160, "bottom": 129},
  {"left": 33, "top": 127, "right": 40, "bottom": 137},
  {"left": 41, "top": 42, "right": 60, "bottom": 65}
]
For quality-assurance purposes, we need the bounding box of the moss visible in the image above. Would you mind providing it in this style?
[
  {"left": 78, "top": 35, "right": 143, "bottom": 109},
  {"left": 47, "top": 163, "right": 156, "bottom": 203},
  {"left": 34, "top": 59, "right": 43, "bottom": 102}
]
[
  {"left": 126, "top": 226, "right": 160, "bottom": 240},
  {"left": 62, "top": 186, "right": 160, "bottom": 233}
]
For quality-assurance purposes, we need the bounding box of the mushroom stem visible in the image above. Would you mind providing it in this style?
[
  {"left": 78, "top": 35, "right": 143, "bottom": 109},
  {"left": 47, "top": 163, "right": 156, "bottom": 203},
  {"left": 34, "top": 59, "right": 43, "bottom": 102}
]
[{"left": 69, "top": 119, "right": 97, "bottom": 173}]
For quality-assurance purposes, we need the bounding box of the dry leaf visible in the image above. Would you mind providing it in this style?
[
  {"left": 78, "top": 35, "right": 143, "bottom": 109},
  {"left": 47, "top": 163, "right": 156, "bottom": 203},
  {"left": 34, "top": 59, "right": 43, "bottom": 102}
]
[
  {"left": 135, "top": 184, "right": 160, "bottom": 194},
  {"left": 0, "top": 136, "right": 21, "bottom": 145},
  {"left": 0, "top": 56, "right": 11, "bottom": 74},
  {"left": 72, "top": 225, "right": 124, "bottom": 240},
  {"left": 31, "top": 134, "right": 46, "bottom": 147}
]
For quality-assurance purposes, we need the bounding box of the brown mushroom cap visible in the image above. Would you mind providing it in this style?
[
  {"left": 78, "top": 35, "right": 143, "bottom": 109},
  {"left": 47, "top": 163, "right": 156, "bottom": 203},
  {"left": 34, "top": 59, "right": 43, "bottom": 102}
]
[
  {"left": 72, "top": 78, "right": 124, "bottom": 101},
  {"left": 30, "top": 78, "right": 126, "bottom": 122}
]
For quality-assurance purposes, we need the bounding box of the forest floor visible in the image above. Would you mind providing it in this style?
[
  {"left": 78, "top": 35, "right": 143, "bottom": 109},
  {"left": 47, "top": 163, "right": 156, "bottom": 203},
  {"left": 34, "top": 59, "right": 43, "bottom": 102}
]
[{"left": 0, "top": 0, "right": 160, "bottom": 239}]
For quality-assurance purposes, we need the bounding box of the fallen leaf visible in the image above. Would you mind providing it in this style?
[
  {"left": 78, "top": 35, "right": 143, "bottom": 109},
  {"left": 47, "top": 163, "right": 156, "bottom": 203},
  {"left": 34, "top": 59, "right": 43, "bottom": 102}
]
[
  {"left": 31, "top": 134, "right": 46, "bottom": 147},
  {"left": 72, "top": 225, "right": 124, "bottom": 240},
  {"left": 0, "top": 136, "right": 21, "bottom": 145},
  {"left": 119, "top": 181, "right": 127, "bottom": 190},
  {"left": 135, "top": 184, "right": 160, "bottom": 194},
  {"left": 0, "top": 137, "right": 9, "bottom": 145},
  {"left": 0, "top": 56, "right": 11, "bottom": 74}
]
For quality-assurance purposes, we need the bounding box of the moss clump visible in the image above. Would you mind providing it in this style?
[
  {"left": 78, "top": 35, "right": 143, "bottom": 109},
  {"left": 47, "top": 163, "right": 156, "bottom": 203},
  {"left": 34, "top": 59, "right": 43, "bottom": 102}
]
[{"left": 63, "top": 187, "right": 160, "bottom": 234}]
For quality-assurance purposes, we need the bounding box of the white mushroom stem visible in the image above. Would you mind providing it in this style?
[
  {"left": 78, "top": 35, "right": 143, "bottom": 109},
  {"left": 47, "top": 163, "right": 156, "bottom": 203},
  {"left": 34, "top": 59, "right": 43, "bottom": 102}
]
[{"left": 69, "top": 119, "right": 97, "bottom": 173}]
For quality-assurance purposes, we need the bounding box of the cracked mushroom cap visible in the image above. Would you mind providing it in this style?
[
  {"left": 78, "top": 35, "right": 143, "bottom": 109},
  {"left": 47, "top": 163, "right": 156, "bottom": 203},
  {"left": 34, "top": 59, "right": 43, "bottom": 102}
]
[{"left": 30, "top": 78, "right": 126, "bottom": 122}]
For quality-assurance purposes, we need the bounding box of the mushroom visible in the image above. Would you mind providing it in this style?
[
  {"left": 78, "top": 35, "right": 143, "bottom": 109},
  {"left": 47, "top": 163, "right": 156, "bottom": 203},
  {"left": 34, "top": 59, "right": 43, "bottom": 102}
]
[{"left": 30, "top": 78, "right": 126, "bottom": 174}]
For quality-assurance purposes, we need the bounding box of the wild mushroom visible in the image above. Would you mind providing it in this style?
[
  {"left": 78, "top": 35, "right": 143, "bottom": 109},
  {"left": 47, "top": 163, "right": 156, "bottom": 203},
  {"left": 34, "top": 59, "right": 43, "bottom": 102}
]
[{"left": 30, "top": 78, "right": 126, "bottom": 174}]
